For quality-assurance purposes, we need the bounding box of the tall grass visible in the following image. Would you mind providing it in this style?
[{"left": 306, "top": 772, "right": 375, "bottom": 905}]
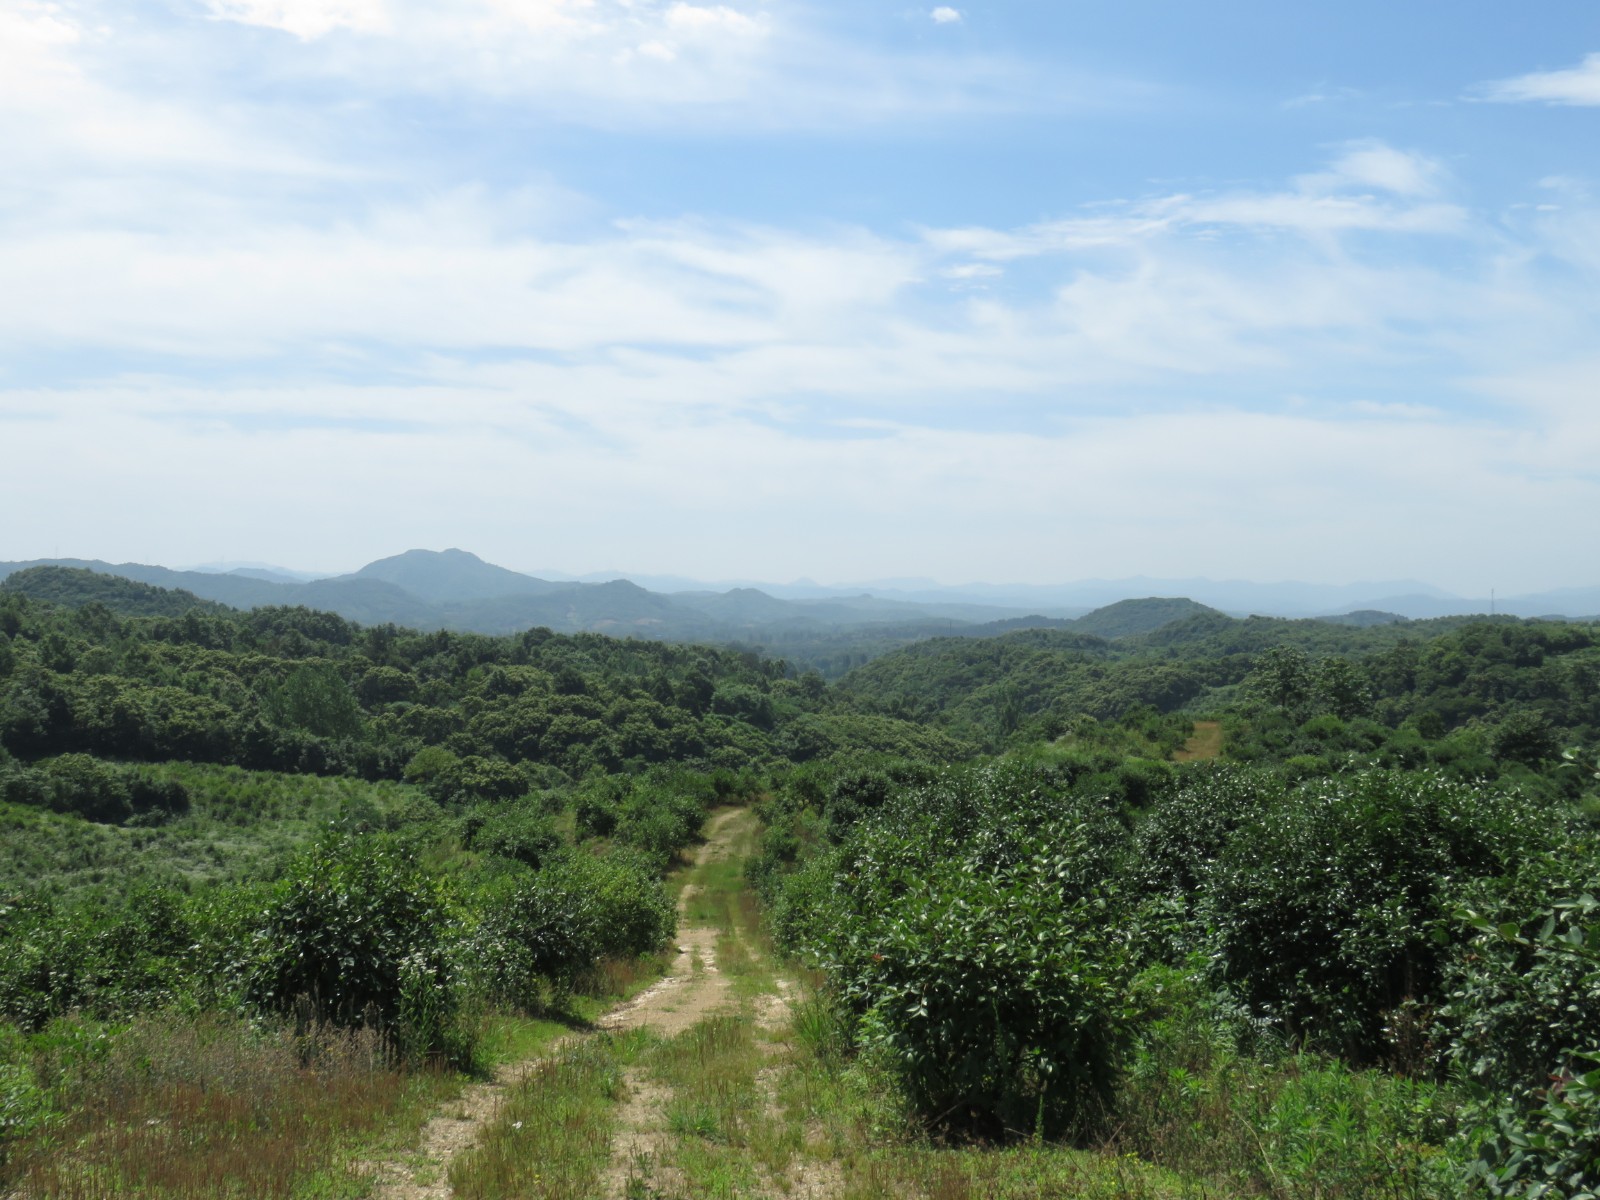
[
  {"left": 4, "top": 1012, "right": 454, "bottom": 1199},
  {"left": 449, "top": 1034, "right": 644, "bottom": 1200}
]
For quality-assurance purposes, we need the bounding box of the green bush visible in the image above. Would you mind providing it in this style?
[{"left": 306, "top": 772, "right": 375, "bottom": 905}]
[
  {"left": 557, "top": 849, "right": 676, "bottom": 961},
  {"left": 789, "top": 763, "right": 1134, "bottom": 1138},
  {"left": 0, "top": 1059, "right": 52, "bottom": 1163},
  {"left": 1202, "top": 769, "right": 1543, "bottom": 1058},
  {"left": 615, "top": 794, "right": 701, "bottom": 864},
  {"left": 1446, "top": 842, "right": 1600, "bottom": 1099},
  {"left": 0, "top": 886, "right": 192, "bottom": 1027},
  {"left": 247, "top": 832, "right": 455, "bottom": 1039},
  {"left": 41, "top": 754, "right": 132, "bottom": 823},
  {"left": 1467, "top": 1057, "right": 1600, "bottom": 1198},
  {"left": 468, "top": 870, "right": 600, "bottom": 1004},
  {"left": 466, "top": 849, "right": 674, "bottom": 1006},
  {"left": 1445, "top": 839, "right": 1600, "bottom": 1195},
  {"left": 468, "top": 802, "right": 560, "bottom": 868}
]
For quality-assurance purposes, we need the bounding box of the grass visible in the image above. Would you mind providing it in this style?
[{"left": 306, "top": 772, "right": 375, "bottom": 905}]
[
  {"left": 1172, "top": 720, "right": 1225, "bottom": 763},
  {"left": 3, "top": 1012, "right": 457, "bottom": 1199},
  {"left": 626, "top": 1015, "right": 795, "bottom": 1200},
  {"left": 448, "top": 1031, "right": 651, "bottom": 1200}
]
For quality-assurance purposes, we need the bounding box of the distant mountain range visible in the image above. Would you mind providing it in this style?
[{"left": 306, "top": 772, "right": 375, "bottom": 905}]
[
  {"left": 1, "top": 551, "right": 1594, "bottom": 644},
  {"left": 449, "top": 564, "right": 1600, "bottom": 622},
  {"left": 0, "top": 550, "right": 1082, "bottom": 642}
]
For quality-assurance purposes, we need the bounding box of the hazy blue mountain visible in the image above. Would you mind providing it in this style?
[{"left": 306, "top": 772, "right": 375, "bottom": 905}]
[
  {"left": 1318, "top": 610, "right": 1410, "bottom": 628},
  {"left": 1498, "top": 585, "right": 1600, "bottom": 620},
  {"left": 5, "top": 554, "right": 1595, "bottom": 651},
  {"left": 0, "top": 559, "right": 295, "bottom": 608},
  {"left": 185, "top": 561, "right": 329, "bottom": 582},
  {"left": 667, "top": 587, "right": 815, "bottom": 626},
  {"left": 346, "top": 548, "right": 565, "bottom": 604}
]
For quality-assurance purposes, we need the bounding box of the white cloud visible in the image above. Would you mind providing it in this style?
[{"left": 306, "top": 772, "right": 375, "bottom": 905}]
[
  {"left": 1304, "top": 141, "right": 1444, "bottom": 197},
  {"left": 3, "top": 376, "right": 1594, "bottom": 591},
  {"left": 939, "top": 263, "right": 1002, "bottom": 279},
  {"left": 2, "top": 26, "right": 1595, "bottom": 593},
  {"left": 0, "top": 3, "right": 334, "bottom": 180},
  {"left": 924, "top": 143, "right": 1466, "bottom": 262},
  {"left": 931, "top": 7, "right": 962, "bottom": 24},
  {"left": 176, "top": 0, "right": 1089, "bottom": 128},
  {"left": 204, "top": 0, "right": 390, "bottom": 39},
  {"left": 665, "top": 3, "right": 762, "bottom": 35},
  {"left": 1171, "top": 192, "right": 1465, "bottom": 235},
  {"left": 1480, "top": 52, "right": 1600, "bottom": 106}
]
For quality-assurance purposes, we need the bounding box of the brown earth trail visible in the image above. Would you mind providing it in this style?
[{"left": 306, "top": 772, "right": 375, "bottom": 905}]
[{"left": 362, "top": 807, "right": 749, "bottom": 1200}]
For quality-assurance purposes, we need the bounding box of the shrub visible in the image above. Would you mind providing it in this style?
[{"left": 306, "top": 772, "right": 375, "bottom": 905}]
[
  {"left": 1445, "top": 838, "right": 1600, "bottom": 1197},
  {"left": 247, "top": 832, "right": 457, "bottom": 1048},
  {"left": 468, "top": 802, "right": 561, "bottom": 869},
  {"left": 614, "top": 785, "right": 704, "bottom": 867},
  {"left": 1202, "top": 769, "right": 1544, "bottom": 1058},
  {"left": 41, "top": 753, "right": 131, "bottom": 823},
  {"left": 0, "top": 886, "right": 192, "bottom": 1027},
  {"left": 791, "top": 763, "right": 1135, "bottom": 1138},
  {"left": 466, "top": 850, "right": 673, "bottom": 1006}
]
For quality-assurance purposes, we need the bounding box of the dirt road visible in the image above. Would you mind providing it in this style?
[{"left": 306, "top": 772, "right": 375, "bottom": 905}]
[{"left": 364, "top": 807, "right": 755, "bottom": 1200}]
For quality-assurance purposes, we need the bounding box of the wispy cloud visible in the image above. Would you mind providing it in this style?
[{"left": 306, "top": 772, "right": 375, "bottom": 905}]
[
  {"left": 923, "top": 142, "right": 1465, "bottom": 266},
  {"left": 204, "top": 0, "right": 391, "bottom": 39},
  {"left": 1478, "top": 52, "right": 1600, "bottom": 106},
  {"left": 182, "top": 0, "right": 1091, "bottom": 127}
]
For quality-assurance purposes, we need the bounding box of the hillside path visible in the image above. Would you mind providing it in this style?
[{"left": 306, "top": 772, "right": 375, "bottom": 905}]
[{"left": 361, "top": 807, "right": 750, "bottom": 1200}]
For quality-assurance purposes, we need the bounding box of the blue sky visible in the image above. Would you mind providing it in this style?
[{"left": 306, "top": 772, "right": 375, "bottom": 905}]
[{"left": 2, "top": 0, "right": 1597, "bottom": 591}]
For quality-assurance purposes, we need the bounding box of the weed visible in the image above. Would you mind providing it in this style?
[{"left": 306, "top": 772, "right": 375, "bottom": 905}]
[
  {"left": 449, "top": 1032, "right": 648, "bottom": 1200},
  {"left": 3, "top": 1011, "right": 451, "bottom": 1199}
]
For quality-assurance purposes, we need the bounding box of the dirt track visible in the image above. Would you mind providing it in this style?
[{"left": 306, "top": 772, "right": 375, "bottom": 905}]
[{"left": 364, "top": 807, "right": 749, "bottom": 1200}]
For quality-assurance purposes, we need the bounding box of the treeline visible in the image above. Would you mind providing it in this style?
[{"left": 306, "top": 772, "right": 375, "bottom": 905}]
[
  {"left": 836, "top": 614, "right": 1600, "bottom": 757},
  {"left": 0, "top": 588, "right": 970, "bottom": 816}
]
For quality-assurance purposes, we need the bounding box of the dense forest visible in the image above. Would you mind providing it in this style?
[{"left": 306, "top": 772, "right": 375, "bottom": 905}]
[{"left": 0, "top": 567, "right": 1596, "bottom": 1198}]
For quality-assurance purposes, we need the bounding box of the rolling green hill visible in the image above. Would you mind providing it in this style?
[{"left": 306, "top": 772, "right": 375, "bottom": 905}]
[{"left": 0, "top": 566, "right": 232, "bottom": 618}]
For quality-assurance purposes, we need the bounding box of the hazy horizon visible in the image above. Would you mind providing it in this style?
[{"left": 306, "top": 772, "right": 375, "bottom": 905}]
[
  {"left": 3, "top": 2, "right": 1597, "bottom": 593},
  {"left": 4, "top": 546, "right": 1585, "bottom": 607}
]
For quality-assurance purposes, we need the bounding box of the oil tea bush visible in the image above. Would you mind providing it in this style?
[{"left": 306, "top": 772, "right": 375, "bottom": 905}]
[
  {"left": 791, "top": 763, "right": 1135, "bottom": 1139},
  {"left": 1201, "top": 769, "right": 1544, "bottom": 1059},
  {"left": 1446, "top": 840, "right": 1600, "bottom": 1195},
  {"left": 247, "top": 831, "right": 457, "bottom": 1040},
  {"left": 466, "top": 848, "right": 674, "bottom": 1006}
]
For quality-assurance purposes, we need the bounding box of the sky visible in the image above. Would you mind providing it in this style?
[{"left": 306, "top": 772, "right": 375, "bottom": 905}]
[{"left": 1, "top": 0, "right": 1597, "bottom": 592}]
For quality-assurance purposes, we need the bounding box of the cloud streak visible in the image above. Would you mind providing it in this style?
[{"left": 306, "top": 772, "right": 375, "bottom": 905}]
[{"left": 1479, "top": 52, "right": 1600, "bottom": 105}]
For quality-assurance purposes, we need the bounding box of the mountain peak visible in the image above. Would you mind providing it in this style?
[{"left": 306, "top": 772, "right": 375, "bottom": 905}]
[{"left": 348, "top": 548, "right": 555, "bottom": 604}]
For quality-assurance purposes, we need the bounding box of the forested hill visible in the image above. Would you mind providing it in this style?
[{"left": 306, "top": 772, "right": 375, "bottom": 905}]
[
  {"left": 1069, "top": 596, "right": 1220, "bottom": 638},
  {"left": 0, "top": 586, "right": 972, "bottom": 793},
  {"left": 0, "top": 555, "right": 1243, "bottom": 677},
  {"left": 837, "top": 612, "right": 1600, "bottom": 751},
  {"left": 15, "top": 552, "right": 1564, "bottom": 682},
  {"left": 0, "top": 566, "right": 231, "bottom": 618}
]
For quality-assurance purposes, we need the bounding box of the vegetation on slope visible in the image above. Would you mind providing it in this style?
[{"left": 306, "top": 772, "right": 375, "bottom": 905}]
[{"left": 0, "top": 571, "right": 1598, "bottom": 1198}]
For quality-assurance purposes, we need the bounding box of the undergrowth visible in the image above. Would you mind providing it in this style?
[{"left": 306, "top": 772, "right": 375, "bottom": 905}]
[{"left": 3, "top": 1012, "right": 454, "bottom": 1199}]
